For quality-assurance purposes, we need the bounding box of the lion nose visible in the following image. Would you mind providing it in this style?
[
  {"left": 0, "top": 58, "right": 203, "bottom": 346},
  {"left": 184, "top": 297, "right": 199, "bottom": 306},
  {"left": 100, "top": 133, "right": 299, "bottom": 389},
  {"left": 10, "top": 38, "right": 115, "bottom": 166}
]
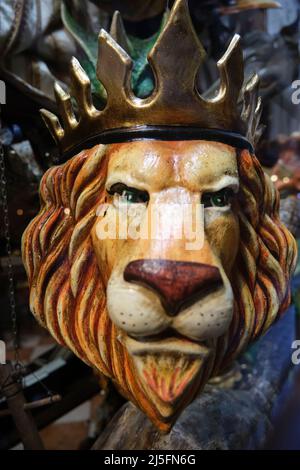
[{"left": 124, "top": 259, "right": 223, "bottom": 316}]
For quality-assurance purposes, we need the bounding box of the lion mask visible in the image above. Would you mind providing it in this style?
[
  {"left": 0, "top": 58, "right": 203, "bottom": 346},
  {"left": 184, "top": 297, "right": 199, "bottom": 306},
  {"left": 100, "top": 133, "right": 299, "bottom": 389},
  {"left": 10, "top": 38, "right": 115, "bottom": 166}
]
[{"left": 22, "top": 139, "right": 297, "bottom": 431}]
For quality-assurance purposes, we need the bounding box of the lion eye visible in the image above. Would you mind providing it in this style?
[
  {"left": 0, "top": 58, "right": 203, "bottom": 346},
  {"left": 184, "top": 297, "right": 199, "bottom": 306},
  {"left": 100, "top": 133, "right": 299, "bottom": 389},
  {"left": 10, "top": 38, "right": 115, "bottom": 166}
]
[
  {"left": 202, "top": 188, "right": 234, "bottom": 208},
  {"left": 108, "top": 183, "right": 149, "bottom": 204}
]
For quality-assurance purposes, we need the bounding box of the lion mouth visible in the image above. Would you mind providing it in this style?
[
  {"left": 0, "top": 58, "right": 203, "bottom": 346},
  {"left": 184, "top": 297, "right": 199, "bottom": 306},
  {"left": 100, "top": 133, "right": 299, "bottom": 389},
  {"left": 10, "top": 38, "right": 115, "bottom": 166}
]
[{"left": 125, "top": 330, "right": 211, "bottom": 358}]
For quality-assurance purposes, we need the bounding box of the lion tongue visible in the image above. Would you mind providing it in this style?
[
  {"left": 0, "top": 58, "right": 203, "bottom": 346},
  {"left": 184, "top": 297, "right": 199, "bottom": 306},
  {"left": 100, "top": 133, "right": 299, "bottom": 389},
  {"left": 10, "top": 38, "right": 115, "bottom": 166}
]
[{"left": 133, "top": 353, "right": 205, "bottom": 405}]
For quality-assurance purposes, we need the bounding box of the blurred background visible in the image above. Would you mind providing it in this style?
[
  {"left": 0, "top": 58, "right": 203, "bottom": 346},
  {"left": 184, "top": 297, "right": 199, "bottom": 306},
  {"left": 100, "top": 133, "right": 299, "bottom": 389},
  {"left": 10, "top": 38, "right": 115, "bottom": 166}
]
[{"left": 0, "top": 0, "right": 299, "bottom": 450}]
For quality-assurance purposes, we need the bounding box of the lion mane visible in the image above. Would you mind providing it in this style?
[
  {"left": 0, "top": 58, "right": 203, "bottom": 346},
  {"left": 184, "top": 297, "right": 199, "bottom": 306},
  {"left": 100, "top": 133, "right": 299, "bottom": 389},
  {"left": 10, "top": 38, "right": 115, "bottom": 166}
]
[{"left": 22, "top": 143, "right": 297, "bottom": 429}]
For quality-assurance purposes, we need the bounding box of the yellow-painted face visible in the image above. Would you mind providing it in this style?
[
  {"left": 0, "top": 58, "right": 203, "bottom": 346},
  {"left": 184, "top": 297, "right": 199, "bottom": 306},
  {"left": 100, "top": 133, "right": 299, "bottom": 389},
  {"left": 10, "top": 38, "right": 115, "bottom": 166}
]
[{"left": 93, "top": 140, "right": 240, "bottom": 273}]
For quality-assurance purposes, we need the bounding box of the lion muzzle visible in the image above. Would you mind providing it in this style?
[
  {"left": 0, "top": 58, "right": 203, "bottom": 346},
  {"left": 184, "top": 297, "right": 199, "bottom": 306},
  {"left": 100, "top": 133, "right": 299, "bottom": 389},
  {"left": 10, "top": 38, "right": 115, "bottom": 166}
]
[{"left": 124, "top": 259, "right": 223, "bottom": 316}]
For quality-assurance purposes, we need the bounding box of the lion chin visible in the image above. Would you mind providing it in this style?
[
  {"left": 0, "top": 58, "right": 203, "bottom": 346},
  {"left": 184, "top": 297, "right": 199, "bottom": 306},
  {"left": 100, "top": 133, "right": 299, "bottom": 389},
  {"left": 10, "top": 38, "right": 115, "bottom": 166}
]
[{"left": 124, "top": 334, "right": 211, "bottom": 420}]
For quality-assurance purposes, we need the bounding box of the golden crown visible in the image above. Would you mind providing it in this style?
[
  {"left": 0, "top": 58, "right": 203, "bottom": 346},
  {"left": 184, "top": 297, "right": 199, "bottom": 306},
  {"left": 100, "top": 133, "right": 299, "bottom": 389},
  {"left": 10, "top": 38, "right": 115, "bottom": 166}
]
[{"left": 41, "top": 0, "right": 262, "bottom": 158}]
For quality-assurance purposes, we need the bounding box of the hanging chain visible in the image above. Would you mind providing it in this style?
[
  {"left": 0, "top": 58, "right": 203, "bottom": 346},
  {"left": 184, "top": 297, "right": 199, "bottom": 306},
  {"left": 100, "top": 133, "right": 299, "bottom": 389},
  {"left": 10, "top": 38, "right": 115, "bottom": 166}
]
[
  {"left": 0, "top": 133, "right": 20, "bottom": 367},
  {"left": 0, "top": 124, "right": 55, "bottom": 398},
  {"left": 0, "top": 113, "right": 57, "bottom": 404}
]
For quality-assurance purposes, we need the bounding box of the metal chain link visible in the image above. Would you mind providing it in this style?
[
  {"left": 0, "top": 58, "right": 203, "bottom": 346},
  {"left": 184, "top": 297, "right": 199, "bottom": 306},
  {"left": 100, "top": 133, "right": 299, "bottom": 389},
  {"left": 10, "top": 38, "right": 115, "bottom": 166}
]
[{"left": 0, "top": 134, "right": 20, "bottom": 367}]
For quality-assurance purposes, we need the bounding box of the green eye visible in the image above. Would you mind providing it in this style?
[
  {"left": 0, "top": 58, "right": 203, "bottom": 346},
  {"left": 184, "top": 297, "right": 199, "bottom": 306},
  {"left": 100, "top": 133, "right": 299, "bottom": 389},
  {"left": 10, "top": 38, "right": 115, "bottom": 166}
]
[
  {"left": 202, "top": 188, "right": 234, "bottom": 208},
  {"left": 108, "top": 183, "right": 149, "bottom": 204},
  {"left": 122, "top": 189, "right": 148, "bottom": 203}
]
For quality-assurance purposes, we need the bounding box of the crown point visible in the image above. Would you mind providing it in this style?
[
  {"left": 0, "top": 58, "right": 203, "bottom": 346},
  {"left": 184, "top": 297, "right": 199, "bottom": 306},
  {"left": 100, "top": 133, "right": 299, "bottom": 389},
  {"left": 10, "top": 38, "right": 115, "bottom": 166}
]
[
  {"left": 54, "top": 82, "right": 77, "bottom": 131},
  {"left": 98, "top": 29, "right": 132, "bottom": 67},
  {"left": 213, "top": 34, "right": 243, "bottom": 115},
  {"left": 40, "top": 109, "right": 64, "bottom": 143},
  {"left": 245, "top": 73, "right": 260, "bottom": 92},
  {"left": 256, "top": 96, "right": 262, "bottom": 114},
  {"left": 150, "top": 0, "right": 206, "bottom": 60},
  {"left": 242, "top": 73, "right": 262, "bottom": 145},
  {"left": 217, "top": 34, "right": 241, "bottom": 65},
  {"left": 217, "top": 34, "right": 243, "bottom": 87},
  {"left": 97, "top": 29, "right": 133, "bottom": 103},
  {"left": 172, "top": 0, "right": 189, "bottom": 14},
  {"left": 69, "top": 57, "right": 95, "bottom": 118},
  {"left": 110, "top": 11, "right": 131, "bottom": 55},
  {"left": 54, "top": 81, "right": 67, "bottom": 100},
  {"left": 70, "top": 57, "right": 90, "bottom": 86},
  {"left": 148, "top": 0, "right": 206, "bottom": 106}
]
